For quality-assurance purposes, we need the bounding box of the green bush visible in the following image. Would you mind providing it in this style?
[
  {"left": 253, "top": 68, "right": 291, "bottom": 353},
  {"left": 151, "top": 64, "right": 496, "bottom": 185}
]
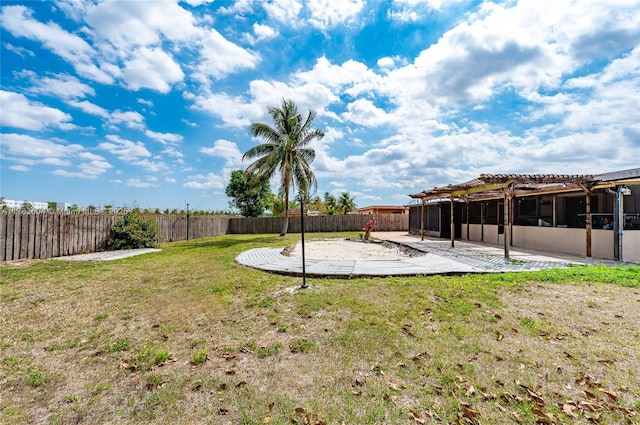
[{"left": 106, "top": 211, "right": 158, "bottom": 250}]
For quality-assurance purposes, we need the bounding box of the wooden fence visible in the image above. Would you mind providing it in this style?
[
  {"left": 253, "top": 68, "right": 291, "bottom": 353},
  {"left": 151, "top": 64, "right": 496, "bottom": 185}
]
[
  {"left": 229, "top": 213, "right": 408, "bottom": 234},
  {"left": 1, "top": 212, "right": 407, "bottom": 262},
  {"left": 0, "top": 213, "right": 230, "bottom": 262}
]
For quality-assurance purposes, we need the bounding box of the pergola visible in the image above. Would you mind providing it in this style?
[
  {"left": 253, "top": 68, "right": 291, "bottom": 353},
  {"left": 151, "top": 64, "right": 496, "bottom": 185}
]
[{"left": 410, "top": 170, "right": 640, "bottom": 259}]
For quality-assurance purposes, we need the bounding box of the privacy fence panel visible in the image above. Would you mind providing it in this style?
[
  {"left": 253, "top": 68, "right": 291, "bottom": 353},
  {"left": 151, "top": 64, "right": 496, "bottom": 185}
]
[
  {"left": 229, "top": 213, "right": 408, "bottom": 234},
  {"left": 1, "top": 212, "right": 405, "bottom": 262},
  {"left": 0, "top": 212, "right": 231, "bottom": 262}
]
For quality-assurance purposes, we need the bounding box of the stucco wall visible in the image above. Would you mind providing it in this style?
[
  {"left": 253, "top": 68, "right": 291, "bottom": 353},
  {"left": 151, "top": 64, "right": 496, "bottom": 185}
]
[
  {"left": 512, "top": 226, "right": 586, "bottom": 257},
  {"left": 623, "top": 231, "right": 640, "bottom": 262},
  {"left": 461, "top": 224, "right": 639, "bottom": 262}
]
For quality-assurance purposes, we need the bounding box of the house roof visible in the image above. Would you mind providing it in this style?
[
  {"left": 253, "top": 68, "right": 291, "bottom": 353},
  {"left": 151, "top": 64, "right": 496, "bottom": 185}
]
[{"left": 410, "top": 168, "right": 640, "bottom": 202}]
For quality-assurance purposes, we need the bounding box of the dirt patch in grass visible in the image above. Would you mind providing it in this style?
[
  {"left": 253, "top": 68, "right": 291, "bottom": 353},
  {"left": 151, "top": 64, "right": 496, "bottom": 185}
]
[{"left": 1, "top": 234, "right": 638, "bottom": 424}]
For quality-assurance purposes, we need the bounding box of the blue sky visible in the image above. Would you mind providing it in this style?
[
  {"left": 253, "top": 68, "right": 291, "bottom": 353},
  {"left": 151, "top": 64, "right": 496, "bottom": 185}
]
[{"left": 1, "top": 0, "right": 639, "bottom": 212}]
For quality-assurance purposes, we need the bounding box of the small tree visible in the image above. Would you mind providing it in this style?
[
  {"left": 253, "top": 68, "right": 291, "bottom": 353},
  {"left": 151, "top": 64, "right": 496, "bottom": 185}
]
[
  {"left": 106, "top": 211, "right": 158, "bottom": 250},
  {"left": 323, "top": 192, "right": 337, "bottom": 215},
  {"left": 336, "top": 192, "right": 357, "bottom": 215},
  {"left": 225, "top": 169, "right": 272, "bottom": 217}
]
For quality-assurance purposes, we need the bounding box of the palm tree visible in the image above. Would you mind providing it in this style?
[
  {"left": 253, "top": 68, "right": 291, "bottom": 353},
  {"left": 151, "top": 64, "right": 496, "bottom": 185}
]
[
  {"left": 243, "top": 99, "right": 324, "bottom": 236},
  {"left": 336, "top": 191, "right": 357, "bottom": 215}
]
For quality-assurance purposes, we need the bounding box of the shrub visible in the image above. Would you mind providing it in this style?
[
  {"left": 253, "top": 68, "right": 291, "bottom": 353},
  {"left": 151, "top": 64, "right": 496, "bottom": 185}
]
[{"left": 106, "top": 211, "right": 158, "bottom": 250}]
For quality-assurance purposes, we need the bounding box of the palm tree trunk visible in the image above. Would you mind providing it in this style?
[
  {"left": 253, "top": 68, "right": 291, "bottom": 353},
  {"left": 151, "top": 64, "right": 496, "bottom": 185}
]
[{"left": 280, "top": 190, "right": 289, "bottom": 236}]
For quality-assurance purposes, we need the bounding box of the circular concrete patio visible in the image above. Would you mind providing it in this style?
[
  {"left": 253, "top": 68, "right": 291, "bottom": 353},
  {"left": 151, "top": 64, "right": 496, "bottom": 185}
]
[{"left": 235, "top": 232, "right": 593, "bottom": 278}]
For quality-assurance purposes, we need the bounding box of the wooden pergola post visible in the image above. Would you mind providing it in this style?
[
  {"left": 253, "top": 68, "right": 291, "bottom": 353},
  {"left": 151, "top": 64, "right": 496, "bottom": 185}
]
[
  {"left": 450, "top": 196, "right": 455, "bottom": 248},
  {"left": 503, "top": 186, "right": 511, "bottom": 259},
  {"left": 585, "top": 189, "right": 592, "bottom": 258},
  {"left": 420, "top": 199, "right": 425, "bottom": 241},
  {"left": 465, "top": 198, "right": 470, "bottom": 241},
  {"left": 579, "top": 184, "right": 593, "bottom": 258}
]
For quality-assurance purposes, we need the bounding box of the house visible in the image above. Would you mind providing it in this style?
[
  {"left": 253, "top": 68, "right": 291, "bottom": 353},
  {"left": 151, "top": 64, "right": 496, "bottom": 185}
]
[
  {"left": 355, "top": 205, "right": 409, "bottom": 215},
  {"left": 409, "top": 168, "right": 640, "bottom": 262}
]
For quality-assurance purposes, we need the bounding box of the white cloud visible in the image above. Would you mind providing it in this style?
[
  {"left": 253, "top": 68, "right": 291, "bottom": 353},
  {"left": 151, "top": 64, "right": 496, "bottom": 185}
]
[
  {"left": 21, "top": 71, "right": 95, "bottom": 100},
  {"left": 121, "top": 47, "right": 184, "bottom": 92},
  {"left": 342, "top": 99, "right": 390, "bottom": 127},
  {"left": 108, "top": 110, "right": 145, "bottom": 130},
  {"left": 10, "top": 165, "right": 29, "bottom": 172},
  {"left": 4, "top": 42, "right": 35, "bottom": 57},
  {"left": 98, "top": 134, "right": 151, "bottom": 160},
  {"left": 245, "top": 23, "right": 278, "bottom": 44},
  {"left": 254, "top": 23, "right": 278, "bottom": 41},
  {"left": 190, "top": 91, "right": 263, "bottom": 127},
  {"left": 126, "top": 178, "right": 156, "bottom": 188},
  {"left": 307, "top": 0, "right": 365, "bottom": 29},
  {"left": 263, "top": 0, "right": 303, "bottom": 24},
  {"left": 194, "top": 28, "right": 260, "bottom": 81},
  {"left": 84, "top": 0, "right": 200, "bottom": 50},
  {"left": 200, "top": 139, "right": 243, "bottom": 167},
  {"left": 183, "top": 172, "right": 227, "bottom": 189},
  {"left": 0, "top": 5, "right": 113, "bottom": 83},
  {"left": 145, "top": 130, "right": 184, "bottom": 144},
  {"left": 133, "top": 159, "right": 170, "bottom": 173},
  {"left": 295, "top": 56, "right": 381, "bottom": 97},
  {"left": 137, "top": 98, "right": 154, "bottom": 107},
  {"left": 0, "top": 91, "right": 73, "bottom": 130},
  {"left": 68, "top": 100, "right": 109, "bottom": 118},
  {"left": 54, "top": 156, "right": 113, "bottom": 179},
  {"left": 182, "top": 0, "right": 214, "bottom": 6}
]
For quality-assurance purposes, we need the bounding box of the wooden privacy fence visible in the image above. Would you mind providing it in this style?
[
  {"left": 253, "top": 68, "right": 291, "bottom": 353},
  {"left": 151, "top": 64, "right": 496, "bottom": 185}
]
[
  {"left": 1, "top": 212, "right": 407, "bottom": 262},
  {"left": 0, "top": 213, "right": 231, "bottom": 262},
  {"left": 229, "top": 213, "right": 408, "bottom": 234}
]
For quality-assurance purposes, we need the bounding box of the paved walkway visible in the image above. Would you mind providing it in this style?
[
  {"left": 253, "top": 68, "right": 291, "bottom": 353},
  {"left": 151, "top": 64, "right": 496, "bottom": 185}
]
[{"left": 235, "top": 232, "right": 607, "bottom": 278}]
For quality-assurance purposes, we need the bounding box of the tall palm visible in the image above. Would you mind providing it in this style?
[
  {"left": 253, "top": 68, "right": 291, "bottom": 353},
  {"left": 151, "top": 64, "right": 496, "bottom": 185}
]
[
  {"left": 243, "top": 99, "right": 324, "bottom": 236},
  {"left": 336, "top": 191, "right": 357, "bottom": 215}
]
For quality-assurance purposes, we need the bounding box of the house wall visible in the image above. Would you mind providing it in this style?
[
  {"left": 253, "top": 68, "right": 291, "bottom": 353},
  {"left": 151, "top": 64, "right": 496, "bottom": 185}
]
[
  {"left": 623, "top": 231, "right": 640, "bottom": 262},
  {"left": 512, "top": 226, "right": 586, "bottom": 256},
  {"left": 465, "top": 224, "right": 500, "bottom": 244},
  {"left": 465, "top": 223, "right": 640, "bottom": 261},
  {"left": 592, "top": 230, "right": 614, "bottom": 260}
]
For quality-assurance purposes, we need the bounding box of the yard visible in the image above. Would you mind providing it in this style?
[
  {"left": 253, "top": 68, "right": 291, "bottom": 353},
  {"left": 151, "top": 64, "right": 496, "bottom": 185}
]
[{"left": 1, "top": 233, "right": 639, "bottom": 424}]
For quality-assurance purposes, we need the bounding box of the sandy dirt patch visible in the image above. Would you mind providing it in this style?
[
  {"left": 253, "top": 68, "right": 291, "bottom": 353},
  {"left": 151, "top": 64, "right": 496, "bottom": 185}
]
[{"left": 287, "top": 238, "right": 411, "bottom": 260}]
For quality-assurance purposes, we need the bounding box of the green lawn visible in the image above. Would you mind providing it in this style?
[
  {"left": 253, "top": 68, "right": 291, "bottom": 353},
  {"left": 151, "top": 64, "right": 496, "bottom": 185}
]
[{"left": 1, "top": 233, "right": 639, "bottom": 424}]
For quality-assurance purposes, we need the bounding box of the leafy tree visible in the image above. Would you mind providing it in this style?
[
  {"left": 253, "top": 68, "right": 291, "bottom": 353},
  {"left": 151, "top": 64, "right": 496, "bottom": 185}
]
[
  {"left": 0, "top": 197, "right": 8, "bottom": 212},
  {"left": 69, "top": 204, "right": 79, "bottom": 213},
  {"left": 323, "top": 192, "right": 337, "bottom": 215},
  {"left": 225, "top": 169, "right": 272, "bottom": 217},
  {"left": 47, "top": 201, "right": 57, "bottom": 211},
  {"left": 106, "top": 211, "right": 158, "bottom": 250},
  {"left": 336, "top": 191, "right": 357, "bottom": 215},
  {"left": 308, "top": 195, "right": 324, "bottom": 214},
  {"left": 267, "top": 194, "right": 286, "bottom": 216},
  {"left": 243, "top": 99, "right": 324, "bottom": 235},
  {"left": 20, "top": 201, "right": 34, "bottom": 212},
  {"left": 86, "top": 205, "right": 97, "bottom": 213}
]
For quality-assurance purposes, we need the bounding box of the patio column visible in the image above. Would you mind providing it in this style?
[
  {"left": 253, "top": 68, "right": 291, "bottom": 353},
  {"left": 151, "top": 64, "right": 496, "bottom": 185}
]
[{"left": 450, "top": 196, "right": 455, "bottom": 248}]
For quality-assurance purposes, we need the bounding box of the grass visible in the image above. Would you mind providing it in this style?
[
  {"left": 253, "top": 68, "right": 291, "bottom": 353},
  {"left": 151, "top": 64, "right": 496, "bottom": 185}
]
[{"left": 1, "top": 232, "right": 639, "bottom": 424}]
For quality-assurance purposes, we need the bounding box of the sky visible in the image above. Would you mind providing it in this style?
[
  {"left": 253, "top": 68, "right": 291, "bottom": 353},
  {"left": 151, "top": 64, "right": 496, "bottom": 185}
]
[{"left": 1, "top": 0, "right": 639, "bottom": 212}]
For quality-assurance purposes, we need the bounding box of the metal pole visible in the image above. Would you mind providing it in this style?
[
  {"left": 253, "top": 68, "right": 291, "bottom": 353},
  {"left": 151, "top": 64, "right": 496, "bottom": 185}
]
[
  {"left": 186, "top": 202, "right": 190, "bottom": 241},
  {"left": 299, "top": 190, "right": 308, "bottom": 289}
]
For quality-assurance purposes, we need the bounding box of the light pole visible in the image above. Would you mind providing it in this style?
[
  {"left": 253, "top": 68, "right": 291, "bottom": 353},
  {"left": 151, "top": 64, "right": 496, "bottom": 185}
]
[
  {"left": 299, "top": 190, "right": 308, "bottom": 289},
  {"left": 186, "top": 202, "right": 190, "bottom": 241}
]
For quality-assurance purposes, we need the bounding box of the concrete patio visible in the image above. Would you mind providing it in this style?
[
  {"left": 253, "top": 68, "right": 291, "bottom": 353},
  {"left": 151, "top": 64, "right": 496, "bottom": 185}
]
[{"left": 235, "top": 231, "right": 614, "bottom": 278}]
